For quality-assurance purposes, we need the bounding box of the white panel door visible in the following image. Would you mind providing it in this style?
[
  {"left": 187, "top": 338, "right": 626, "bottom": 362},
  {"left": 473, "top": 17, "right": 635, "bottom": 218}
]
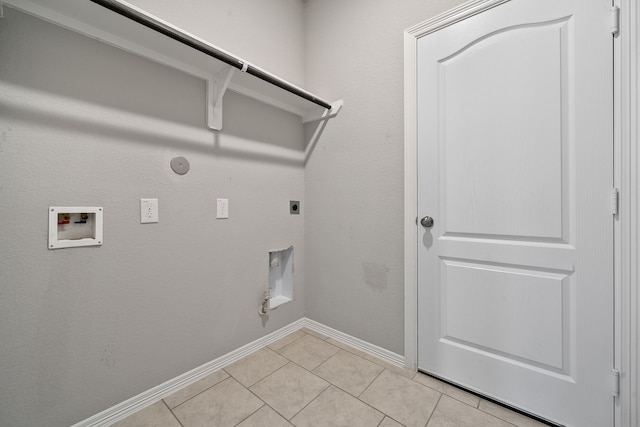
[{"left": 416, "top": 1, "right": 614, "bottom": 426}]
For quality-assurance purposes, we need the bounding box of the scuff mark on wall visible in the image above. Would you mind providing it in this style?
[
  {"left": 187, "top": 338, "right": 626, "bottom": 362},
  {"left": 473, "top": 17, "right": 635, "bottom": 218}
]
[
  {"left": 100, "top": 337, "right": 119, "bottom": 370},
  {"left": 362, "top": 262, "right": 389, "bottom": 292}
]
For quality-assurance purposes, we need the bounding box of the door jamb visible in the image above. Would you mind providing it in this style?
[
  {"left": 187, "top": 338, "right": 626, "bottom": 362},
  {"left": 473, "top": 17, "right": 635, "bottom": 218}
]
[{"left": 614, "top": 1, "right": 638, "bottom": 426}]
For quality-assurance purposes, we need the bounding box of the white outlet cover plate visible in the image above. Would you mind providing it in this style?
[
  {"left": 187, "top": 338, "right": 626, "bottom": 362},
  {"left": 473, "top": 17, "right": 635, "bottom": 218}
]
[
  {"left": 217, "top": 198, "right": 228, "bottom": 219},
  {"left": 140, "top": 198, "right": 159, "bottom": 223}
]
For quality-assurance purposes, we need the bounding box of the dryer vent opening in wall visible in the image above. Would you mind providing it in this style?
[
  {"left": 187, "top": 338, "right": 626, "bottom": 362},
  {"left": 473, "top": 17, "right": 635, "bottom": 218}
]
[{"left": 268, "top": 246, "right": 294, "bottom": 309}]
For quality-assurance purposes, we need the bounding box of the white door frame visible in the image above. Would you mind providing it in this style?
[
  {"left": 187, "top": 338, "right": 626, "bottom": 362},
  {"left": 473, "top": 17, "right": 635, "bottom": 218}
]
[{"left": 403, "top": 0, "right": 639, "bottom": 426}]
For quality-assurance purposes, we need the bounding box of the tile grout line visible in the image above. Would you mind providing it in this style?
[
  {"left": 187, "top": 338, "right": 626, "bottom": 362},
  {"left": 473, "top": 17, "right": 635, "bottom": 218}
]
[
  {"left": 167, "top": 374, "right": 232, "bottom": 413},
  {"left": 240, "top": 362, "right": 293, "bottom": 424},
  {"left": 310, "top": 353, "right": 383, "bottom": 400},
  {"left": 268, "top": 330, "right": 307, "bottom": 352},
  {"left": 246, "top": 360, "right": 295, "bottom": 390},
  {"left": 242, "top": 359, "right": 325, "bottom": 422},
  {"left": 262, "top": 401, "right": 296, "bottom": 426},
  {"left": 242, "top": 380, "right": 289, "bottom": 421},
  {"left": 474, "top": 400, "right": 516, "bottom": 427},
  {"left": 423, "top": 393, "right": 443, "bottom": 427},
  {"left": 227, "top": 333, "right": 320, "bottom": 425},
  {"left": 273, "top": 335, "right": 391, "bottom": 424},
  {"left": 356, "top": 366, "right": 387, "bottom": 399},
  {"left": 414, "top": 373, "right": 551, "bottom": 426},
  {"left": 148, "top": 328, "right": 313, "bottom": 422},
  {"left": 353, "top": 370, "right": 404, "bottom": 424},
  {"left": 412, "top": 372, "right": 483, "bottom": 411},
  {"left": 357, "top": 367, "right": 445, "bottom": 427},
  {"left": 473, "top": 402, "right": 525, "bottom": 427},
  {"left": 351, "top": 367, "right": 402, "bottom": 421},
  {"left": 286, "top": 382, "right": 332, "bottom": 422},
  {"left": 222, "top": 347, "right": 288, "bottom": 389},
  {"left": 413, "top": 377, "right": 523, "bottom": 427},
  {"left": 175, "top": 331, "right": 444, "bottom": 427},
  {"left": 230, "top": 403, "right": 266, "bottom": 427},
  {"left": 162, "top": 399, "right": 185, "bottom": 427},
  {"left": 116, "top": 329, "right": 544, "bottom": 427},
  {"left": 428, "top": 394, "right": 521, "bottom": 427}
]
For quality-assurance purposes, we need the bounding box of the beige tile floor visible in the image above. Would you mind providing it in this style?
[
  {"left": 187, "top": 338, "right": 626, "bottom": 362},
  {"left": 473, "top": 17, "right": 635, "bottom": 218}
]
[{"left": 112, "top": 328, "right": 549, "bottom": 427}]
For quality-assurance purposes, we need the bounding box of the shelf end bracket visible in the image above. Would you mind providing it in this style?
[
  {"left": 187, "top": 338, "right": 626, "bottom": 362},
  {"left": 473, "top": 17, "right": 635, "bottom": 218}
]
[
  {"left": 207, "top": 66, "right": 235, "bottom": 130},
  {"left": 303, "top": 100, "right": 344, "bottom": 124}
]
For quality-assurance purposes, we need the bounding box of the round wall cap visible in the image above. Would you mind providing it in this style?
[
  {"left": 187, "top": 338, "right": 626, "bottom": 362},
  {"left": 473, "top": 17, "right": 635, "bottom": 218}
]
[{"left": 170, "top": 156, "right": 190, "bottom": 175}]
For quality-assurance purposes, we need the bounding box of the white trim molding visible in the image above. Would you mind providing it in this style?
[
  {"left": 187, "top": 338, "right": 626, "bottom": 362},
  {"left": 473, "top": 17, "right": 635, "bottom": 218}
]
[
  {"left": 303, "top": 318, "right": 405, "bottom": 367},
  {"left": 403, "top": 23, "right": 419, "bottom": 373},
  {"left": 614, "top": 1, "right": 639, "bottom": 426},
  {"left": 405, "top": 0, "right": 508, "bottom": 37},
  {"left": 71, "top": 318, "right": 404, "bottom": 427}
]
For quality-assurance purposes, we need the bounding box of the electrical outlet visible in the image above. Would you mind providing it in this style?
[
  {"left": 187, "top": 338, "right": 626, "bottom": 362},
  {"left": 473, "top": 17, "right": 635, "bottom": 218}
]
[
  {"left": 140, "top": 198, "right": 158, "bottom": 223},
  {"left": 217, "top": 198, "right": 228, "bottom": 219}
]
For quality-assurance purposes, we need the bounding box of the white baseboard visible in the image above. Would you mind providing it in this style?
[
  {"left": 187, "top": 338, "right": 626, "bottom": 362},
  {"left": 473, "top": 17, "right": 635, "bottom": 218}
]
[
  {"left": 302, "top": 318, "right": 405, "bottom": 367},
  {"left": 72, "top": 317, "right": 404, "bottom": 427}
]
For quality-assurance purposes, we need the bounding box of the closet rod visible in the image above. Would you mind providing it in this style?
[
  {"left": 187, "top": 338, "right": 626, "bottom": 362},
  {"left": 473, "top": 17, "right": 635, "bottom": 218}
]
[{"left": 90, "top": 0, "right": 333, "bottom": 110}]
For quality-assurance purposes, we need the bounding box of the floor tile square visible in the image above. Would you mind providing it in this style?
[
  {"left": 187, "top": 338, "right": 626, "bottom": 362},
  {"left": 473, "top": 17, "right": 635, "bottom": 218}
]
[
  {"left": 236, "top": 405, "right": 293, "bottom": 427},
  {"left": 324, "top": 338, "right": 367, "bottom": 357},
  {"left": 413, "top": 373, "right": 480, "bottom": 408},
  {"left": 479, "top": 399, "right": 549, "bottom": 427},
  {"left": 378, "top": 417, "right": 404, "bottom": 427},
  {"left": 172, "top": 377, "right": 263, "bottom": 427},
  {"left": 427, "top": 395, "right": 513, "bottom": 427},
  {"left": 163, "top": 369, "right": 229, "bottom": 409},
  {"left": 359, "top": 369, "right": 440, "bottom": 427},
  {"left": 363, "top": 354, "right": 415, "bottom": 379},
  {"left": 225, "top": 347, "right": 289, "bottom": 387},
  {"left": 111, "top": 401, "right": 180, "bottom": 427},
  {"left": 269, "top": 330, "right": 306, "bottom": 351},
  {"left": 250, "top": 362, "right": 329, "bottom": 420},
  {"left": 102, "top": 330, "right": 557, "bottom": 427},
  {"left": 277, "top": 334, "right": 340, "bottom": 370},
  {"left": 300, "top": 327, "right": 328, "bottom": 340},
  {"left": 313, "top": 350, "right": 383, "bottom": 396},
  {"left": 291, "top": 385, "right": 384, "bottom": 427}
]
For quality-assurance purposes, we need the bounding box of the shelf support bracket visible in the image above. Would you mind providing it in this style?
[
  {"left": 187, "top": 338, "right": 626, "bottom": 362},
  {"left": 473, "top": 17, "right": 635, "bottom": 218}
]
[
  {"left": 207, "top": 66, "right": 235, "bottom": 131},
  {"left": 304, "top": 100, "right": 344, "bottom": 164},
  {"left": 303, "top": 99, "right": 344, "bottom": 124}
]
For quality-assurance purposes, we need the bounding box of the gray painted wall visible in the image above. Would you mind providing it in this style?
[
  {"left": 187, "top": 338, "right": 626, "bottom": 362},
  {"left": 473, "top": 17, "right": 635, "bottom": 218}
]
[
  {"left": 0, "top": 2, "right": 306, "bottom": 426},
  {"left": 303, "top": 0, "right": 465, "bottom": 354},
  {"left": 0, "top": 1, "right": 469, "bottom": 425},
  {"left": 129, "top": 0, "right": 306, "bottom": 86}
]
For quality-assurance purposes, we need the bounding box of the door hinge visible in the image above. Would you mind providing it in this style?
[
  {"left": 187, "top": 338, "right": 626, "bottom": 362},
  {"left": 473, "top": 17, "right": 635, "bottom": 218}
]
[
  {"left": 611, "top": 369, "right": 620, "bottom": 397},
  {"left": 610, "top": 6, "right": 620, "bottom": 36},
  {"left": 611, "top": 187, "right": 619, "bottom": 215}
]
